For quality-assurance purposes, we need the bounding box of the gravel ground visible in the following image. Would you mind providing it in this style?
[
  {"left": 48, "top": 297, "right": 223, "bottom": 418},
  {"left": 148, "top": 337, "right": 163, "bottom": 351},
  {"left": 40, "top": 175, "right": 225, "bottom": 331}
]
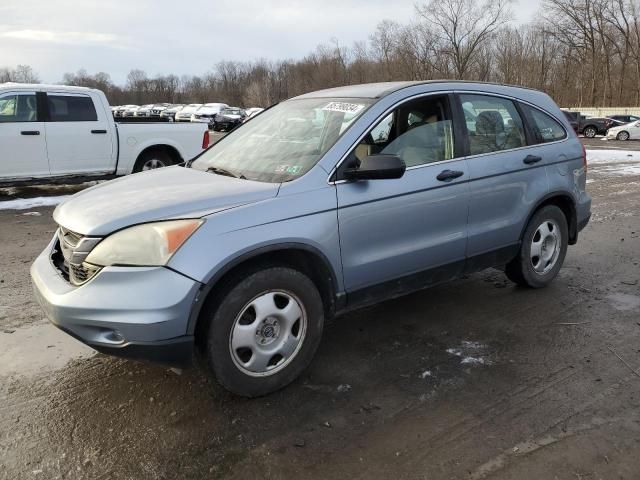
[{"left": 0, "top": 139, "right": 639, "bottom": 479}]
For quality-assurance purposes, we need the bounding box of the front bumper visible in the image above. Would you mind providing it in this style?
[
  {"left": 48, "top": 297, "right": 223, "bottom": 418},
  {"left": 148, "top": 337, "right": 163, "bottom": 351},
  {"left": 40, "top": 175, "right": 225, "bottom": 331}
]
[{"left": 30, "top": 237, "right": 202, "bottom": 367}]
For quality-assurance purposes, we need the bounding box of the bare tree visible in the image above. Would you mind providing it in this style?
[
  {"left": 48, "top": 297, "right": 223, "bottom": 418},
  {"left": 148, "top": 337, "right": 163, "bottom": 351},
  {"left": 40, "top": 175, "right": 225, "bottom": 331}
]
[{"left": 416, "top": 0, "right": 513, "bottom": 79}]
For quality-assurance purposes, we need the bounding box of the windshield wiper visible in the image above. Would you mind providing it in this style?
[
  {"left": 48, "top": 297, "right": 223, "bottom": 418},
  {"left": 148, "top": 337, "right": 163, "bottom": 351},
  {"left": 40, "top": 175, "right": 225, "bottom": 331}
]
[{"left": 206, "top": 166, "right": 246, "bottom": 179}]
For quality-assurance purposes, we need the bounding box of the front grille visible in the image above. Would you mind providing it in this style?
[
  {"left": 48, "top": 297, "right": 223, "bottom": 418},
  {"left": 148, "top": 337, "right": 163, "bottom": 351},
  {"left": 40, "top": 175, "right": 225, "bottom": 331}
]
[{"left": 52, "top": 227, "right": 102, "bottom": 286}]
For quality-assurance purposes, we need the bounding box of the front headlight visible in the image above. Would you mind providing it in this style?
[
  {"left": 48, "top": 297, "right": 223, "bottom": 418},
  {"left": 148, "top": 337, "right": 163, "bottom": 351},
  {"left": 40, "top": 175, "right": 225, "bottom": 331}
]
[{"left": 86, "top": 220, "right": 203, "bottom": 267}]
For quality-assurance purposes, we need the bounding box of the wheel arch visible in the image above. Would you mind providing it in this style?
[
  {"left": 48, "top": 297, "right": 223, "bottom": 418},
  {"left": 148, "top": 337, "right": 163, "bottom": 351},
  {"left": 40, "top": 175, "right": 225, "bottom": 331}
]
[
  {"left": 581, "top": 124, "right": 598, "bottom": 136},
  {"left": 521, "top": 192, "right": 578, "bottom": 245},
  {"left": 136, "top": 144, "right": 183, "bottom": 165},
  {"left": 187, "top": 243, "right": 340, "bottom": 350}
]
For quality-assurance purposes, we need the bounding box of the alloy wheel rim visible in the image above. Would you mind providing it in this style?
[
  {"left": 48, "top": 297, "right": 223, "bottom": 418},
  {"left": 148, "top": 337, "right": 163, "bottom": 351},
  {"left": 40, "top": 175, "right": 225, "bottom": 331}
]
[
  {"left": 142, "top": 159, "right": 166, "bottom": 170},
  {"left": 530, "top": 219, "right": 561, "bottom": 275},
  {"left": 618, "top": 132, "right": 629, "bottom": 141},
  {"left": 229, "top": 290, "right": 307, "bottom": 377}
]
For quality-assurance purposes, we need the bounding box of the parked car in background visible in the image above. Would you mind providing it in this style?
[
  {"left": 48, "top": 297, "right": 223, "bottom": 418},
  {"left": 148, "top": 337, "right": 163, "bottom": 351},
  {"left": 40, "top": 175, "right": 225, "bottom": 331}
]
[
  {"left": 606, "top": 119, "right": 640, "bottom": 141},
  {"left": 134, "top": 104, "right": 156, "bottom": 117},
  {"left": 0, "top": 83, "right": 210, "bottom": 184},
  {"left": 30, "top": 81, "right": 591, "bottom": 397},
  {"left": 605, "top": 114, "right": 640, "bottom": 129},
  {"left": 123, "top": 105, "right": 141, "bottom": 117},
  {"left": 561, "top": 110, "right": 580, "bottom": 133},
  {"left": 149, "top": 103, "right": 171, "bottom": 117},
  {"left": 191, "top": 103, "right": 228, "bottom": 127},
  {"left": 213, "top": 107, "right": 246, "bottom": 131},
  {"left": 160, "top": 104, "right": 185, "bottom": 121},
  {"left": 175, "top": 104, "right": 203, "bottom": 122},
  {"left": 114, "top": 105, "right": 137, "bottom": 117},
  {"left": 579, "top": 115, "right": 610, "bottom": 138}
]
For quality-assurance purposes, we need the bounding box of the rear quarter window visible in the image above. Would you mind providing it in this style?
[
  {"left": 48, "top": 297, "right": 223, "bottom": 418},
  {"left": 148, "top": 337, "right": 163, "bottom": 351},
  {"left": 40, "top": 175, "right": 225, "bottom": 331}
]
[
  {"left": 521, "top": 104, "right": 567, "bottom": 144},
  {"left": 47, "top": 95, "right": 98, "bottom": 122}
]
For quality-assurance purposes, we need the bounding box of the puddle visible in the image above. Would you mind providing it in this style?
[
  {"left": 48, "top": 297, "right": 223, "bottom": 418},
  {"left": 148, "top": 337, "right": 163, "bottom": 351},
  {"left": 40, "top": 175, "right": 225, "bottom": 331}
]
[
  {"left": 0, "top": 322, "right": 95, "bottom": 378},
  {"left": 607, "top": 293, "right": 640, "bottom": 312}
]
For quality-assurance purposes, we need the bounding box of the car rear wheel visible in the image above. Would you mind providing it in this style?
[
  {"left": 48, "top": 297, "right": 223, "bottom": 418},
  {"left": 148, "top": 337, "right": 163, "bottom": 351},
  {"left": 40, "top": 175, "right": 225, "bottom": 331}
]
[
  {"left": 133, "top": 149, "right": 176, "bottom": 173},
  {"left": 505, "top": 205, "right": 568, "bottom": 288},
  {"left": 583, "top": 126, "right": 597, "bottom": 138},
  {"left": 617, "top": 131, "right": 630, "bottom": 141},
  {"left": 205, "top": 267, "right": 324, "bottom": 397}
]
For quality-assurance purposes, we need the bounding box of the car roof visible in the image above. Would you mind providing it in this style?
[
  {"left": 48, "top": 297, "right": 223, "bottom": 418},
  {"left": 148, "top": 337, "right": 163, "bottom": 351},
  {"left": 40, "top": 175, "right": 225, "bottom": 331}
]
[
  {"left": 0, "top": 83, "right": 94, "bottom": 93},
  {"left": 291, "top": 80, "right": 540, "bottom": 100}
]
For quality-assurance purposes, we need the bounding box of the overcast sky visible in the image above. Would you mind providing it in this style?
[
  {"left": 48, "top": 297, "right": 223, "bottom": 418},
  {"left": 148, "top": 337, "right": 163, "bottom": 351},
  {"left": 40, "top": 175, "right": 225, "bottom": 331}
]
[{"left": 0, "top": 0, "right": 542, "bottom": 84}]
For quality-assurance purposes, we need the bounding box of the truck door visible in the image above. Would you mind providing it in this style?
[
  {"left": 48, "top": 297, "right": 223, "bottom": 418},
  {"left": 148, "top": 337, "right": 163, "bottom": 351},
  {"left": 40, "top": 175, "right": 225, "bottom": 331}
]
[
  {"left": 0, "top": 90, "right": 49, "bottom": 180},
  {"left": 44, "top": 92, "right": 114, "bottom": 175}
]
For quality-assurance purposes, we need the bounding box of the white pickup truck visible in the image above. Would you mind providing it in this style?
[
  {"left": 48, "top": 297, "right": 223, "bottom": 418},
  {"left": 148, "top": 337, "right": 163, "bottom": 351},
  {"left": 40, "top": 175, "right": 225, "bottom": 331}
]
[{"left": 0, "top": 83, "right": 210, "bottom": 185}]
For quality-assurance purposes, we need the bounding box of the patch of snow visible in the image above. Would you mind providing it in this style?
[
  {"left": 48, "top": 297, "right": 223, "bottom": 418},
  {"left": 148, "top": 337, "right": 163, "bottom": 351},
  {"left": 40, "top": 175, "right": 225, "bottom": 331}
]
[
  {"left": 337, "top": 384, "right": 352, "bottom": 393},
  {"left": 461, "top": 356, "right": 487, "bottom": 365},
  {"left": 420, "top": 370, "right": 432, "bottom": 379},
  {"left": 0, "top": 195, "right": 69, "bottom": 210},
  {"left": 586, "top": 149, "right": 640, "bottom": 164},
  {"left": 446, "top": 341, "right": 491, "bottom": 366},
  {"left": 591, "top": 164, "right": 640, "bottom": 176},
  {"left": 21, "top": 211, "right": 42, "bottom": 216}
]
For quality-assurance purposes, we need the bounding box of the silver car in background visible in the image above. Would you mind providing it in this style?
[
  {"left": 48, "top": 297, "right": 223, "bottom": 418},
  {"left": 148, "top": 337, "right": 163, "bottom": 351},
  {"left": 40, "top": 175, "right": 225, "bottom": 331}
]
[
  {"left": 32, "top": 81, "right": 591, "bottom": 398},
  {"left": 160, "top": 104, "right": 185, "bottom": 121},
  {"left": 174, "top": 104, "right": 203, "bottom": 122},
  {"left": 191, "top": 103, "right": 228, "bottom": 127}
]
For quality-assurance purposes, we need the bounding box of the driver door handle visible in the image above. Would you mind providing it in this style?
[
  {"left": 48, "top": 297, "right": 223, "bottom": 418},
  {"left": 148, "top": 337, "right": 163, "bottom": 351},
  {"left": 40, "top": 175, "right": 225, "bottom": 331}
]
[
  {"left": 523, "top": 155, "right": 542, "bottom": 165},
  {"left": 21, "top": 130, "right": 40, "bottom": 136},
  {"left": 437, "top": 169, "right": 464, "bottom": 182}
]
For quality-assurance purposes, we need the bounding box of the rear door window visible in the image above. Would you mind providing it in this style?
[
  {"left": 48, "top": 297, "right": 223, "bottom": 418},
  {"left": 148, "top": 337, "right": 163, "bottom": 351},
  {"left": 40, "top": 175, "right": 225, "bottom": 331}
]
[
  {"left": 459, "top": 94, "right": 526, "bottom": 155},
  {"left": 47, "top": 95, "right": 98, "bottom": 122},
  {"left": 520, "top": 104, "right": 567, "bottom": 144},
  {"left": 0, "top": 93, "right": 38, "bottom": 122}
]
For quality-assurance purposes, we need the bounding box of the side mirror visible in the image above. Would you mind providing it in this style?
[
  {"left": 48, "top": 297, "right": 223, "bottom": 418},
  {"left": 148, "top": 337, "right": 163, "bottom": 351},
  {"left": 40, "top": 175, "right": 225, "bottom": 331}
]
[{"left": 344, "top": 154, "right": 406, "bottom": 181}]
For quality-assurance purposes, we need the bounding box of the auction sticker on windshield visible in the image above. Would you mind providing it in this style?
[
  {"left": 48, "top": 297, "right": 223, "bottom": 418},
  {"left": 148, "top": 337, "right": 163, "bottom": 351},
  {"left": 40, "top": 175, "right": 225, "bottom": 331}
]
[{"left": 322, "top": 102, "right": 365, "bottom": 114}]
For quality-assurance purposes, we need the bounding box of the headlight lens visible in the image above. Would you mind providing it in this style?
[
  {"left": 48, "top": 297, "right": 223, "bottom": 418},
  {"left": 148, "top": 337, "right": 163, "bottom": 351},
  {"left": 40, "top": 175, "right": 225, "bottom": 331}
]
[{"left": 86, "top": 220, "right": 203, "bottom": 267}]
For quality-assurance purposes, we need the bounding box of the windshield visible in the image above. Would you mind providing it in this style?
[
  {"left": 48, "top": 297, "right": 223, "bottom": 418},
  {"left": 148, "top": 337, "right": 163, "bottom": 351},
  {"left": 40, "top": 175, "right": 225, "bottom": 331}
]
[{"left": 192, "top": 97, "right": 373, "bottom": 183}]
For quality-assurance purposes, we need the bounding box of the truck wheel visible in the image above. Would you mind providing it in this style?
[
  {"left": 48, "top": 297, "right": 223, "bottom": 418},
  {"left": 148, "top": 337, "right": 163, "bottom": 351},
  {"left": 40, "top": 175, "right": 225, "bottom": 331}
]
[
  {"left": 583, "top": 126, "right": 597, "bottom": 138},
  {"left": 617, "top": 131, "right": 630, "bottom": 141},
  {"left": 205, "top": 267, "right": 324, "bottom": 397},
  {"left": 133, "top": 149, "right": 175, "bottom": 173},
  {"left": 505, "top": 205, "right": 568, "bottom": 288}
]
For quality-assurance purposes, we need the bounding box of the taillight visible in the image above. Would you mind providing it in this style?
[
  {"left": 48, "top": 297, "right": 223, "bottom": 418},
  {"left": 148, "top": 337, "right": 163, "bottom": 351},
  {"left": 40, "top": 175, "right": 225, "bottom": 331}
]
[
  {"left": 202, "top": 130, "right": 210, "bottom": 149},
  {"left": 581, "top": 143, "right": 587, "bottom": 172}
]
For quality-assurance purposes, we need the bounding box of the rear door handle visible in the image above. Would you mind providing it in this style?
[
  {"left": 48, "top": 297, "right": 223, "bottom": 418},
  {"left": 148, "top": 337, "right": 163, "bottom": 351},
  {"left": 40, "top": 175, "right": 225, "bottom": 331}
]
[
  {"left": 21, "top": 130, "right": 40, "bottom": 136},
  {"left": 436, "top": 169, "right": 464, "bottom": 182},
  {"left": 91, "top": 129, "right": 107, "bottom": 134},
  {"left": 523, "top": 155, "right": 542, "bottom": 165}
]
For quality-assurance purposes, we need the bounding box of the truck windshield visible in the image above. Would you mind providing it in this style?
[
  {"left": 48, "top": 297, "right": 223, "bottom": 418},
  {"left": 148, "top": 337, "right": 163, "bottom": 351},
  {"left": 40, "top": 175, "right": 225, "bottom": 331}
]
[{"left": 191, "top": 97, "right": 373, "bottom": 183}]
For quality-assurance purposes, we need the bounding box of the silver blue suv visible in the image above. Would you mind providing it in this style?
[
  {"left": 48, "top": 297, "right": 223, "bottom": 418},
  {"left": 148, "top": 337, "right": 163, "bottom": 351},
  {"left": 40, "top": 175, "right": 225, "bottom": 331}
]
[{"left": 31, "top": 81, "right": 591, "bottom": 396}]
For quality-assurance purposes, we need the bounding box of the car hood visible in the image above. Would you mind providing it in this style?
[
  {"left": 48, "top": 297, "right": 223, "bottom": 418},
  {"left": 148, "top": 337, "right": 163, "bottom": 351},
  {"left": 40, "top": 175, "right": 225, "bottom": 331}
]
[
  {"left": 218, "top": 114, "right": 242, "bottom": 120},
  {"left": 53, "top": 167, "right": 279, "bottom": 236}
]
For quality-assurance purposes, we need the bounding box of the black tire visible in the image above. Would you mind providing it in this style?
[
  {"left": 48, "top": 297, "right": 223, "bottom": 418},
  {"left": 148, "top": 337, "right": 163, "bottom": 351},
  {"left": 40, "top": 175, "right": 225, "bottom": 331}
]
[
  {"left": 132, "top": 149, "right": 176, "bottom": 173},
  {"left": 617, "top": 131, "right": 630, "bottom": 141},
  {"left": 205, "top": 267, "right": 324, "bottom": 397},
  {"left": 505, "top": 205, "right": 569, "bottom": 288},
  {"left": 583, "top": 125, "right": 597, "bottom": 138}
]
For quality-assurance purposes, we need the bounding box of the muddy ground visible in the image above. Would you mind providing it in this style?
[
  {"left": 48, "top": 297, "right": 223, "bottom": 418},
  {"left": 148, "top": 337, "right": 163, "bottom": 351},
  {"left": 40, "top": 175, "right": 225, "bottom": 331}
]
[{"left": 1, "top": 140, "right": 639, "bottom": 480}]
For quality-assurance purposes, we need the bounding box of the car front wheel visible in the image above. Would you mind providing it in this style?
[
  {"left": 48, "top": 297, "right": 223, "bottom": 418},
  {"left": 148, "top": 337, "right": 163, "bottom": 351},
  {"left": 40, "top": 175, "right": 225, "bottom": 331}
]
[
  {"left": 617, "top": 131, "right": 630, "bottom": 141},
  {"left": 205, "top": 267, "right": 324, "bottom": 397},
  {"left": 505, "top": 205, "right": 568, "bottom": 288}
]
